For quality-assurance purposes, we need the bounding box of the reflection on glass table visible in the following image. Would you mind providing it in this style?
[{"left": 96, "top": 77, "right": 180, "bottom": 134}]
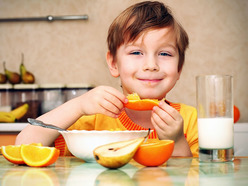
[{"left": 0, "top": 156, "right": 247, "bottom": 186}]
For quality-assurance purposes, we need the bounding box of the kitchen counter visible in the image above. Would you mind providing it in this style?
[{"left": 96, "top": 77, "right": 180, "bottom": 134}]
[
  {"left": 0, "top": 156, "right": 248, "bottom": 185},
  {"left": 0, "top": 123, "right": 28, "bottom": 132}
]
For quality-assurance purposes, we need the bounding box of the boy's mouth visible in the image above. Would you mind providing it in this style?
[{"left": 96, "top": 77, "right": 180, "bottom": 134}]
[
  {"left": 138, "top": 78, "right": 162, "bottom": 82},
  {"left": 138, "top": 78, "right": 163, "bottom": 85}
]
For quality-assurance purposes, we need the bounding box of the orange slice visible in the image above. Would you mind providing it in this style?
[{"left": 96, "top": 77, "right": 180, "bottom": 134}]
[
  {"left": 20, "top": 144, "right": 60, "bottom": 167},
  {"left": 2, "top": 145, "right": 25, "bottom": 164},
  {"left": 125, "top": 93, "right": 160, "bottom": 110},
  {"left": 1, "top": 143, "right": 42, "bottom": 165},
  {"left": 133, "top": 139, "right": 174, "bottom": 167}
]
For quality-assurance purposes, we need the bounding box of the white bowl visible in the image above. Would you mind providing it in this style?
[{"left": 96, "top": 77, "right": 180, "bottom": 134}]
[{"left": 59, "top": 130, "right": 149, "bottom": 162}]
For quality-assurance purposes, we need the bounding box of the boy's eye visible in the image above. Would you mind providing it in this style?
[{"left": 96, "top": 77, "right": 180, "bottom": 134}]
[
  {"left": 130, "top": 51, "right": 142, "bottom": 55},
  {"left": 160, "top": 52, "right": 171, "bottom": 57}
]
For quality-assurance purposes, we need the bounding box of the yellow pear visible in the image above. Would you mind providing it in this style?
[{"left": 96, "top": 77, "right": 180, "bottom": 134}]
[
  {"left": 3, "top": 61, "right": 21, "bottom": 84},
  {"left": 20, "top": 53, "right": 35, "bottom": 84},
  {"left": 93, "top": 137, "right": 145, "bottom": 169}
]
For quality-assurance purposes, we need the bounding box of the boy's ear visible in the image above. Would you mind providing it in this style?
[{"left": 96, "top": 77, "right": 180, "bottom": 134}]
[{"left": 106, "top": 51, "right": 120, "bottom": 77}]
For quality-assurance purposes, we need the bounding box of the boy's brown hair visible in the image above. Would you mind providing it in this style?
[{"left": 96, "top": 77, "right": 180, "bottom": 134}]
[{"left": 107, "top": 1, "right": 189, "bottom": 72}]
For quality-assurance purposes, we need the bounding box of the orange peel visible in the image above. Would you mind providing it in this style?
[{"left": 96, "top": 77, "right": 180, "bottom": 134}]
[{"left": 125, "top": 93, "right": 162, "bottom": 111}]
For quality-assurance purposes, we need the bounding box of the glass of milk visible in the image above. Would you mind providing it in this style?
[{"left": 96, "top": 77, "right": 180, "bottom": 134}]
[{"left": 196, "top": 75, "right": 234, "bottom": 162}]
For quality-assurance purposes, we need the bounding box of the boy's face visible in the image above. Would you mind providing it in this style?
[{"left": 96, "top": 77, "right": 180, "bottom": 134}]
[{"left": 108, "top": 27, "right": 181, "bottom": 99}]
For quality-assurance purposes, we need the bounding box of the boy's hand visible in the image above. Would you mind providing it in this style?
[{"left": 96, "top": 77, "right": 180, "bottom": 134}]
[
  {"left": 151, "top": 101, "right": 184, "bottom": 141},
  {"left": 151, "top": 101, "right": 192, "bottom": 156},
  {"left": 78, "top": 86, "right": 127, "bottom": 118}
]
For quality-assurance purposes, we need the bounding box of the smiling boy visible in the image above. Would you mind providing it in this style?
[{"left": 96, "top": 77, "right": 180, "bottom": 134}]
[{"left": 16, "top": 1, "right": 198, "bottom": 157}]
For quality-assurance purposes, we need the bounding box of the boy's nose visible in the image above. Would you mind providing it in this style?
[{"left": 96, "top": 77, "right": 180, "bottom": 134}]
[{"left": 143, "top": 56, "right": 159, "bottom": 71}]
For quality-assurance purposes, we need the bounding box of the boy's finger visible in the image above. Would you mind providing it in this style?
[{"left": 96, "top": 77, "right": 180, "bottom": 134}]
[{"left": 105, "top": 87, "right": 127, "bottom": 103}]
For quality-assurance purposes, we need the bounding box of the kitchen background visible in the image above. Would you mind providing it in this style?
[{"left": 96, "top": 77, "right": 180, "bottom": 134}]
[{"left": 0, "top": 0, "right": 247, "bottom": 122}]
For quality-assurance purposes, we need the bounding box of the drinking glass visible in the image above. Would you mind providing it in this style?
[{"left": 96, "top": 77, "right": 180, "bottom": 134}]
[{"left": 196, "top": 75, "right": 234, "bottom": 162}]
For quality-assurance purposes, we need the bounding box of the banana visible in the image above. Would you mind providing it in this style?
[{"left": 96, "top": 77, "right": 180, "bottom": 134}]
[
  {"left": 0, "top": 104, "right": 29, "bottom": 123},
  {"left": 0, "top": 112, "right": 16, "bottom": 123},
  {"left": 10, "top": 103, "right": 29, "bottom": 120}
]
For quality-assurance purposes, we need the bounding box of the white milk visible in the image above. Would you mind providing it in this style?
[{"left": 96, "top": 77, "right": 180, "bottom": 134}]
[{"left": 198, "top": 118, "right": 233, "bottom": 149}]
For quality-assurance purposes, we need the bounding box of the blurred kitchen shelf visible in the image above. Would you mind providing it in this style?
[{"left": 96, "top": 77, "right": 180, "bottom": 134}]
[{"left": 0, "top": 123, "right": 28, "bottom": 132}]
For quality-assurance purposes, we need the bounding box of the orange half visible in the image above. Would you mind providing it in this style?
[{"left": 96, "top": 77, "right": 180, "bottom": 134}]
[
  {"left": 125, "top": 93, "right": 160, "bottom": 110},
  {"left": 133, "top": 139, "right": 174, "bottom": 167},
  {"left": 21, "top": 145, "right": 60, "bottom": 167}
]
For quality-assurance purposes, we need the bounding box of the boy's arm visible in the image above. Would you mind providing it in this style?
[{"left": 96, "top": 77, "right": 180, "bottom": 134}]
[
  {"left": 15, "top": 86, "right": 127, "bottom": 146},
  {"left": 15, "top": 96, "right": 85, "bottom": 146},
  {"left": 171, "top": 135, "right": 192, "bottom": 156},
  {"left": 170, "top": 104, "right": 198, "bottom": 157}
]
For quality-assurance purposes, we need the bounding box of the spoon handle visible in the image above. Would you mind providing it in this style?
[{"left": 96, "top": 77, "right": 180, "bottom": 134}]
[{"left": 27, "top": 118, "right": 67, "bottom": 132}]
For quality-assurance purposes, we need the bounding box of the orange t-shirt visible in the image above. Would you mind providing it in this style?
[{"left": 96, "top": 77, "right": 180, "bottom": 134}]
[{"left": 55, "top": 102, "right": 198, "bottom": 157}]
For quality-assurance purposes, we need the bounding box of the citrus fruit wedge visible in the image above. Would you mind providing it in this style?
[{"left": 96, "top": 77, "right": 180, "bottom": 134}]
[
  {"left": 20, "top": 144, "right": 60, "bottom": 167},
  {"left": 125, "top": 93, "right": 160, "bottom": 110},
  {"left": 133, "top": 139, "right": 174, "bottom": 167},
  {"left": 2, "top": 145, "right": 25, "bottom": 164},
  {"left": 1, "top": 143, "right": 42, "bottom": 165}
]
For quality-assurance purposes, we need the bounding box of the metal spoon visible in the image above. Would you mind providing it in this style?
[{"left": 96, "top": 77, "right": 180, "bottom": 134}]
[{"left": 27, "top": 118, "right": 67, "bottom": 132}]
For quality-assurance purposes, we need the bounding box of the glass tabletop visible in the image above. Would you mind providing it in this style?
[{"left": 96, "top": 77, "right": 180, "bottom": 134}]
[{"left": 0, "top": 156, "right": 247, "bottom": 186}]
